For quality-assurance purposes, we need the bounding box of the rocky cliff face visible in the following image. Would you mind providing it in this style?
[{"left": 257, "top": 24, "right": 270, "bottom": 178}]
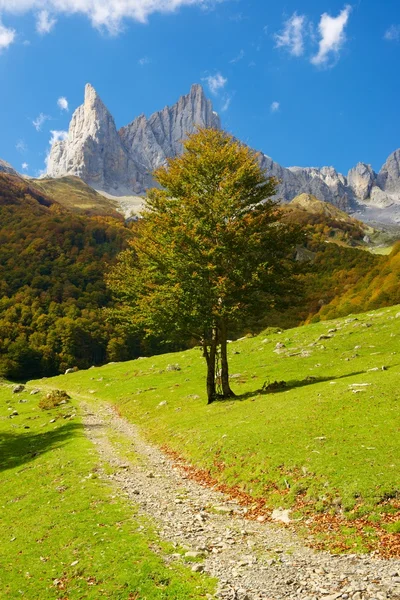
[
  {"left": 46, "top": 83, "right": 400, "bottom": 223},
  {"left": 0, "top": 159, "right": 19, "bottom": 176},
  {"left": 119, "top": 83, "right": 220, "bottom": 173},
  {"left": 47, "top": 84, "right": 219, "bottom": 195},
  {"left": 46, "top": 84, "right": 146, "bottom": 195}
]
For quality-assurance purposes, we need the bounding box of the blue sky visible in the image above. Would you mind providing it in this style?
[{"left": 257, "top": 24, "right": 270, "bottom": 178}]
[{"left": 0, "top": 0, "right": 399, "bottom": 178}]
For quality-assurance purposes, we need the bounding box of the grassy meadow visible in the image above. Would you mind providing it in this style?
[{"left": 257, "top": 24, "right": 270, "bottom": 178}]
[
  {"left": 0, "top": 384, "right": 215, "bottom": 599},
  {"left": 29, "top": 304, "right": 400, "bottom": 554}
]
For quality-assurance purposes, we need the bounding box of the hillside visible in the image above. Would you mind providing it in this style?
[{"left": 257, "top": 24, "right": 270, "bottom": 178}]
[
  {"left": 281, "top": 193, "right": 371, "bottom": 247},
  {"left": 1, "top": 176, "right": 399, "bottom": 378},
  {"left": 32, "top": 175, "right": 123, "bottom": 218},
  {"left": 315, "top": 241, "right": 400, "bottom": 321},
  {"left": 31, "top": 304, "right": 400, "bottom": 558},
  {"left": 0, "top": 382, "right": 214, "bottom": 599},
  {"left": 0, "top": 173, "right": 137, "bottom": 380}
]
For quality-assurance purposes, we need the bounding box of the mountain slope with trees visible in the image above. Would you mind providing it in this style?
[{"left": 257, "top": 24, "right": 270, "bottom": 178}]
[
  {"left": 0, "top": 173, "right": 137, "bottom": 380},
  {"left": 0, "top": 172, "right": 399, "bottom": 381}
]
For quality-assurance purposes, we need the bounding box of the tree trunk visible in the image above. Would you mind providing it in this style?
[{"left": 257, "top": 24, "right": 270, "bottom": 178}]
[
  {"left": 203, "top": 331, "right": 217, "bottom": 404},
  {"left": 220, "top": 320, "right": 235, "bottom": 398}
]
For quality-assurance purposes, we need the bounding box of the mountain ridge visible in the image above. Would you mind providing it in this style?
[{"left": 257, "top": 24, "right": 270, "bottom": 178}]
[{"left": 5, "top": 84, "right": 400, "bottom": 224}]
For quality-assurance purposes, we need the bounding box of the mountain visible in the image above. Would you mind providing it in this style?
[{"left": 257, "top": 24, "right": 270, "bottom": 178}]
[
  {"left": 314, "top": 241, "right": 400, "bottom": 321},
  {"left": 41, "top": 83, "right": 400, "bottom": 224},
  {"left": 0, "top": 159, "right": 19, "bottom": 176},
  {"left": 32, "top": 175, "right": 122, "bottom": 218},
  {"left": 0, "top": 171, "right": 392, "bottom": 379},
  {"left": 46, "top": 83, "right": 219, "bottom": 199},
  {"left": 0, "top": 171, "right": 133, "bottom": 380}
]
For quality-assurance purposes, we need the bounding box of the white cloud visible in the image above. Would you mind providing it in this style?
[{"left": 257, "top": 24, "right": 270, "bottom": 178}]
[
  {"left": 49, "top": 130, "right": 68, "bottom": 145},
  {"left": 0, "top": 1, "right": 224, "bottom": 34},
  {"left": 384, "top": 25, "right": 400, "bottom": 42},
  {"left": 0, "top": 19, "right": 15, "bottom": 50},
  {"left": 203, "top": 73, "right": 227, "bottom": 95},
  {"left": 57, "top": 96, "right": 69, "bottom": 111},
  {"left": 221, "top": 94, "right": 232, "bottom": 112},
  {"left": 270, "top": 101, "right": 280, "bottom": 113},
  {"left": 138, "top": 56, "right": 151, "bottom": 66},
  {"left": 36, "top": 9, "right": 56, "bottom": 34},
  {"left": 16, "top": 139, "right": 27, "bottom": 153},
  {"left": 311, "top": 5, "right": 351, "bottom": 67},
  {"left": 32, "top": 112, "right": 50, "bottom": 131},
  {"left": 22, "top": 162, "right": 29, "bottom": 170},
  {"left": 230, "top": 49, "right": 244, "bottom": 64},
  {"left": 275, "top": 13, "right": 306, "bottom": 57}
]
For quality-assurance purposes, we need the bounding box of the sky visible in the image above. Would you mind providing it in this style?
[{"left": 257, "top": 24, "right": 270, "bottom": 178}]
[{"left": 0, "top": 0, "right": 400, "bottom": 178}]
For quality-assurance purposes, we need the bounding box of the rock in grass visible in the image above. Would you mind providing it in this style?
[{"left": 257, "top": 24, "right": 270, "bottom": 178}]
[
  {"left": 185, "top": 551, "right": 205, "bottom": 559},
  {"left": 191, "top": 563, "right": 205, "bottom": 572},
  {"left": 13, "top": 384, "right": 25, "bottom": 393},
  {"left": 30, "top": 389, "right": 40, "bottom": 395},
  {"left": 166, "top": 364, "right": 181, "bottom": 372}
]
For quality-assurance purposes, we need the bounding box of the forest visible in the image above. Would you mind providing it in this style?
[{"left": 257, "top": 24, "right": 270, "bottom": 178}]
[
  {"left": 0, "top": 172, "right": 398, "bottom": 381},
  {"left": 0, "top": 174, "right": 150, "bottom": 380}
]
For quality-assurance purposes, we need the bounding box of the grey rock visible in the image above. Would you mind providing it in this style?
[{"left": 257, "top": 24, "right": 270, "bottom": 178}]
[
  {"left": 377, "top": 149, "right": 400, "bottom": 192},
  {"left": 13, "top": 384, "right": 25, "bottom": 393},
  {"left": 348, "top": 163, "right": 376, "bottom": 201},
  {"left": 185, "top": 550, "right": 205, "bottom": 558},
  {"left": 47, "top": 84, "right": 145, "bottom": 195},
  {"left": 0, "top": 159, "right": 19, "bottom": 176},
  {"left": 119, "top": 83, "right": 220, "bottom": 174},
  {"left": 166, "top": 364, "right": 181, "bottom": 372}
]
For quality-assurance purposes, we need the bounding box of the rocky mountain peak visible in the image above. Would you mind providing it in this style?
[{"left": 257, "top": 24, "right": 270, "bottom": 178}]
[
  {"left": 46, "top": 83, "right": 221, "bottom": 196},
  {"left": 378, "top": 149, "right": 400, "bottom": 192},
  {"left": 118, "top": 82, "right": 220, "bottom": 174},
  {"left": 0, "top": 159, "right": 18, "bottom": 176},
  {"left": 347, "top": 162, "right": 376, "bottom": 201},
  {"left": 45, "top": 83, "right": 400, "bottom": 224},
  {"left": 84, "top": 82, "right": 100, "bottom": 103}
]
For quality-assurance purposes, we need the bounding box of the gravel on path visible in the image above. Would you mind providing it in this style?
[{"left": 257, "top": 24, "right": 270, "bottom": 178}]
[{"left": 81, "top": 401, "right": 400, "bottom": 600}]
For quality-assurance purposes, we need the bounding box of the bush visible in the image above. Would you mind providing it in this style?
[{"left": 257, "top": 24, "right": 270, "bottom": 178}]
[{"left": 39, "top": 389, "right": 70, "bottom": 410}]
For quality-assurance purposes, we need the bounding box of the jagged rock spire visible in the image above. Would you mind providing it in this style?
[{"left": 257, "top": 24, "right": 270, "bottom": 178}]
[
  {"left": 45, "top": 83, "right": 400, "bottom": 224},
  {"left": 47, "top": 83, "right": 220, "bottom": 194}
]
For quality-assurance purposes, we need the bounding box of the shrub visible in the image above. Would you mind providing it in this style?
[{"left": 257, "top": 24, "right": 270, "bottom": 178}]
[{"left": 39, "top": 389, "right": 70, "bottom": 410}]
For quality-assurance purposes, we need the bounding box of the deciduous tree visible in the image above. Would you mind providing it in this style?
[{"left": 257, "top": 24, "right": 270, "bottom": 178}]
[{"left": 107, "top": 128, "right": 303, "bottom": 403}]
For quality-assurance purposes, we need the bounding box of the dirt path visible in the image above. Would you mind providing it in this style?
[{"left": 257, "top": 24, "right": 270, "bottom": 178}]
[{"left": 81, "top": 400, "right": 400, "bottom": 600}]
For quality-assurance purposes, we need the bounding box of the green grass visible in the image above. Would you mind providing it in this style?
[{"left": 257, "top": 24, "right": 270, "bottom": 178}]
[
  {"left": 0, "top": 384, "right": 215, "bottom": 599},
  {"left": 368, "top": 245, "right": 394, "bottom": 255},
  {"left": 32, "top": 176, "right": 122, "bottom": 217},
  {"left": 32, "top": 305, "right": 400, "bottom": 554}
]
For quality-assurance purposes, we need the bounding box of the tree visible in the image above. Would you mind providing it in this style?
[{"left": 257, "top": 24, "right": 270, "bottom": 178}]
[{"left": 107, "top": 128, "right": 303, "bottom": 403}]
